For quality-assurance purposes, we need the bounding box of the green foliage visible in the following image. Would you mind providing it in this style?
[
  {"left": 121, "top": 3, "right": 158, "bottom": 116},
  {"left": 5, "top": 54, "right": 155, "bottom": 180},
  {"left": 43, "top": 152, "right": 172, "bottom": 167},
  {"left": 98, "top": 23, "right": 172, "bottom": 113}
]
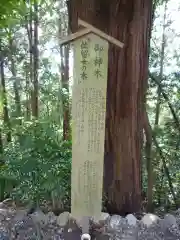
[
  {"left": 0, "top": 0, "right": 24, "bottom": 28},
  {"left": 0, "top": 121, "right": 72, "bottom": 207}
]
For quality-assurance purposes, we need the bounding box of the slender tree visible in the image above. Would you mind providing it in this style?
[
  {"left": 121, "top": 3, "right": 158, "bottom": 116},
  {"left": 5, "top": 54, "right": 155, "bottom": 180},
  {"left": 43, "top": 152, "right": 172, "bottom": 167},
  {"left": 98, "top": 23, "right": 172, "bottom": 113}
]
[
  {"left": 0, "top": 41, "right": 11, "bottom": 143},
  {"left": 9, "top": 37, "right": 22, "bottom": 124},
  {"left": 154, "top": 1, "right": 167, "bottom": 127},
  {"left": 25, "top": 1, "right": 33, "bottom": 119},
  {"left": 145, "top": 1, "right": 168, "bottom": 211},
  {"left": 58, "top": 4, "right": 70, "bottom": 140},
  {"left": 32, "top": 0, "right": 39, "bottom": 118}
]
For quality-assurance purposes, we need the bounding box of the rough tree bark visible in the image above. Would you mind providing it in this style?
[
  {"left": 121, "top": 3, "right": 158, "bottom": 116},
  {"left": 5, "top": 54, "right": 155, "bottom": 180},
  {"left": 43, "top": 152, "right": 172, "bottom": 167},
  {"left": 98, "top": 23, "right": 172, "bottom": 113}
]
[{"left": 68, "top": 0, "right": 152, "bottom": 214}]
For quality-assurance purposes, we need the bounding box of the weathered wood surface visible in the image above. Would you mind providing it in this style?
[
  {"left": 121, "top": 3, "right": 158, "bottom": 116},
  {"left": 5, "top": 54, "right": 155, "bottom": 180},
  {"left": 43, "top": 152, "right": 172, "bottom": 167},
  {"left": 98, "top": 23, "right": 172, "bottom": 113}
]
[{"left": 71, "top": 33, "right": 108, "bottom": 220}]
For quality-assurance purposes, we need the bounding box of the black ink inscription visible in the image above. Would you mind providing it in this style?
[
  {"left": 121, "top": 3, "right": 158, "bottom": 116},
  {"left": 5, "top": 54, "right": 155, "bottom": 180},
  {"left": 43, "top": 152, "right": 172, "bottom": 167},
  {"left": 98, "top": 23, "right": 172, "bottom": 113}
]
[
  {"left": 80, "top": 40, "right": 89, "bottom": 84},
  {"left": 94, "top": 44, "right": 104, "bottom": 52},
  {"left": 87, "top": 89, "right": 106, "bottom": 154},
  {"left": 81, "top": 40, "right": 88, "bottom": 49},
  {"left": 81, "top": 59, "right": 88, "bottom": 66},
  {"left": 94, "top": 43, "right": 104, "bottom": 79},
  {"left": 94, "top": 69, "right": 102, "bottom": 79},
  {"left": 80, "top": 71, "right": 87, "bottom": 80},
  {"left": 81, "top": 49, "right": 88, "bottom": 59},
  {"left": 94, "top": 56, "right": 103, "bottom": 67}
]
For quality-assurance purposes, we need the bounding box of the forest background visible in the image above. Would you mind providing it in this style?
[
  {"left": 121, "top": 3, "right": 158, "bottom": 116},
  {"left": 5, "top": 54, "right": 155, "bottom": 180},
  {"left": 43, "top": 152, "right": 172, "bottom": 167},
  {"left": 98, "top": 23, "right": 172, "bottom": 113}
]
[{"left": 0, "top": 0, "right": 180, "bottom": 216}]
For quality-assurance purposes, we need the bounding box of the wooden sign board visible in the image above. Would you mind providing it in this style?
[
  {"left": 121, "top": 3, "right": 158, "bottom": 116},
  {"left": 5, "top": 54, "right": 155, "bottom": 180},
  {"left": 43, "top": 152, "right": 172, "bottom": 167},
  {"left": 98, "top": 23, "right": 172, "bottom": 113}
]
[
  {"left": 59, "top": 19, "right": 124, "bottom": 229},
  {"left": 71, "top": 33, "right": 109, "bottom": 219}
]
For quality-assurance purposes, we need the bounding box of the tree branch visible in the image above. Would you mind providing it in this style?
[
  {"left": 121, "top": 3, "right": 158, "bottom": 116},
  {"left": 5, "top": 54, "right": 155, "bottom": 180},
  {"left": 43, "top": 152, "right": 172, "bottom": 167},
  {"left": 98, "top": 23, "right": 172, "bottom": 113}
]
[
  {"left": 152, "top": 133, "right": 177, "bottom": 207},
  {"left": 149, "top": 71, "right": 180, "bottom": 134}
]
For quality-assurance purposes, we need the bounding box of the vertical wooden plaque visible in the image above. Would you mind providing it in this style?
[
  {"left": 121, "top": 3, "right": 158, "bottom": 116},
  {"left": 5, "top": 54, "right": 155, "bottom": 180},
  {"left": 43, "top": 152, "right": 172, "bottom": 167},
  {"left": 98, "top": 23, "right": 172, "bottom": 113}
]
[{"left": 71, "top": 33, "right": 109, "bottom": 219}]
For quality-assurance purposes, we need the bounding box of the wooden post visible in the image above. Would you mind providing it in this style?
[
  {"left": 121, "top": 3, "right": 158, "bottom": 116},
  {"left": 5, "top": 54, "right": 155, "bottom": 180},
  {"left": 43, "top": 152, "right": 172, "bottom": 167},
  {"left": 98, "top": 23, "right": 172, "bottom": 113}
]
[{"left": 60, "top": 19, "right": 124, "bottom": 237}]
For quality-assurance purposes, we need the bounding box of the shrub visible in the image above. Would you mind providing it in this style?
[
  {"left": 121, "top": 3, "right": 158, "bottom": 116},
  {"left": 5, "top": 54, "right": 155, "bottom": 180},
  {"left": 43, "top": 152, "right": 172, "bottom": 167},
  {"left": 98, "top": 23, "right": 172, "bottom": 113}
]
[{"left": 0, "top": 120, "right": 72, "bottom": 210}]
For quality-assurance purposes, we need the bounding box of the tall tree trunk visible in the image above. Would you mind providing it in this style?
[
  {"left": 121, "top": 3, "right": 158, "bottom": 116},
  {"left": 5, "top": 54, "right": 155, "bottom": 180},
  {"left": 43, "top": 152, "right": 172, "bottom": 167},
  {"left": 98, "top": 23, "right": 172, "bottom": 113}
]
[
  {"left": 32, "top": 0, "right": 39, "bottom": 118},
  {"left": 142, "top": 0, "right": 156, "bottom": 212},
  {"left": 25, "top": 62, "right": 31, "bottom": 120},
  {"left": 9, "top": 39, "right": 22, "bottom": 125},
  {"left": 60, "top": 45, "right": 70, "bottom": 140},
  {"left": 29, "top": 5, "right": 34, "bottom": 118},
  {"left": 0, "top": 127, "right": 4, "bottom": 201},
  {"left": 68, "top": 0, "right": 152, "bottom": 214},
  {"left": 154, "top": 1, "right": 167, "bottom": 127},
  {"left": 148, "top": 1, "right": 167, "bottom": 210},
  {"left": 25, "top": 0, "right": 33, "bottom": 119},
  {"left": 0, "top": 42, "right": 11, "bottom": 143},
  {"left": 0, "top": 128, "right": 3, "bottom": 154},
  {"left": 143, "top": 110, "right": 153, "bottom": 212},
  {"left": 59, "top": 6, "right": 70, "bottom": 140}
]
